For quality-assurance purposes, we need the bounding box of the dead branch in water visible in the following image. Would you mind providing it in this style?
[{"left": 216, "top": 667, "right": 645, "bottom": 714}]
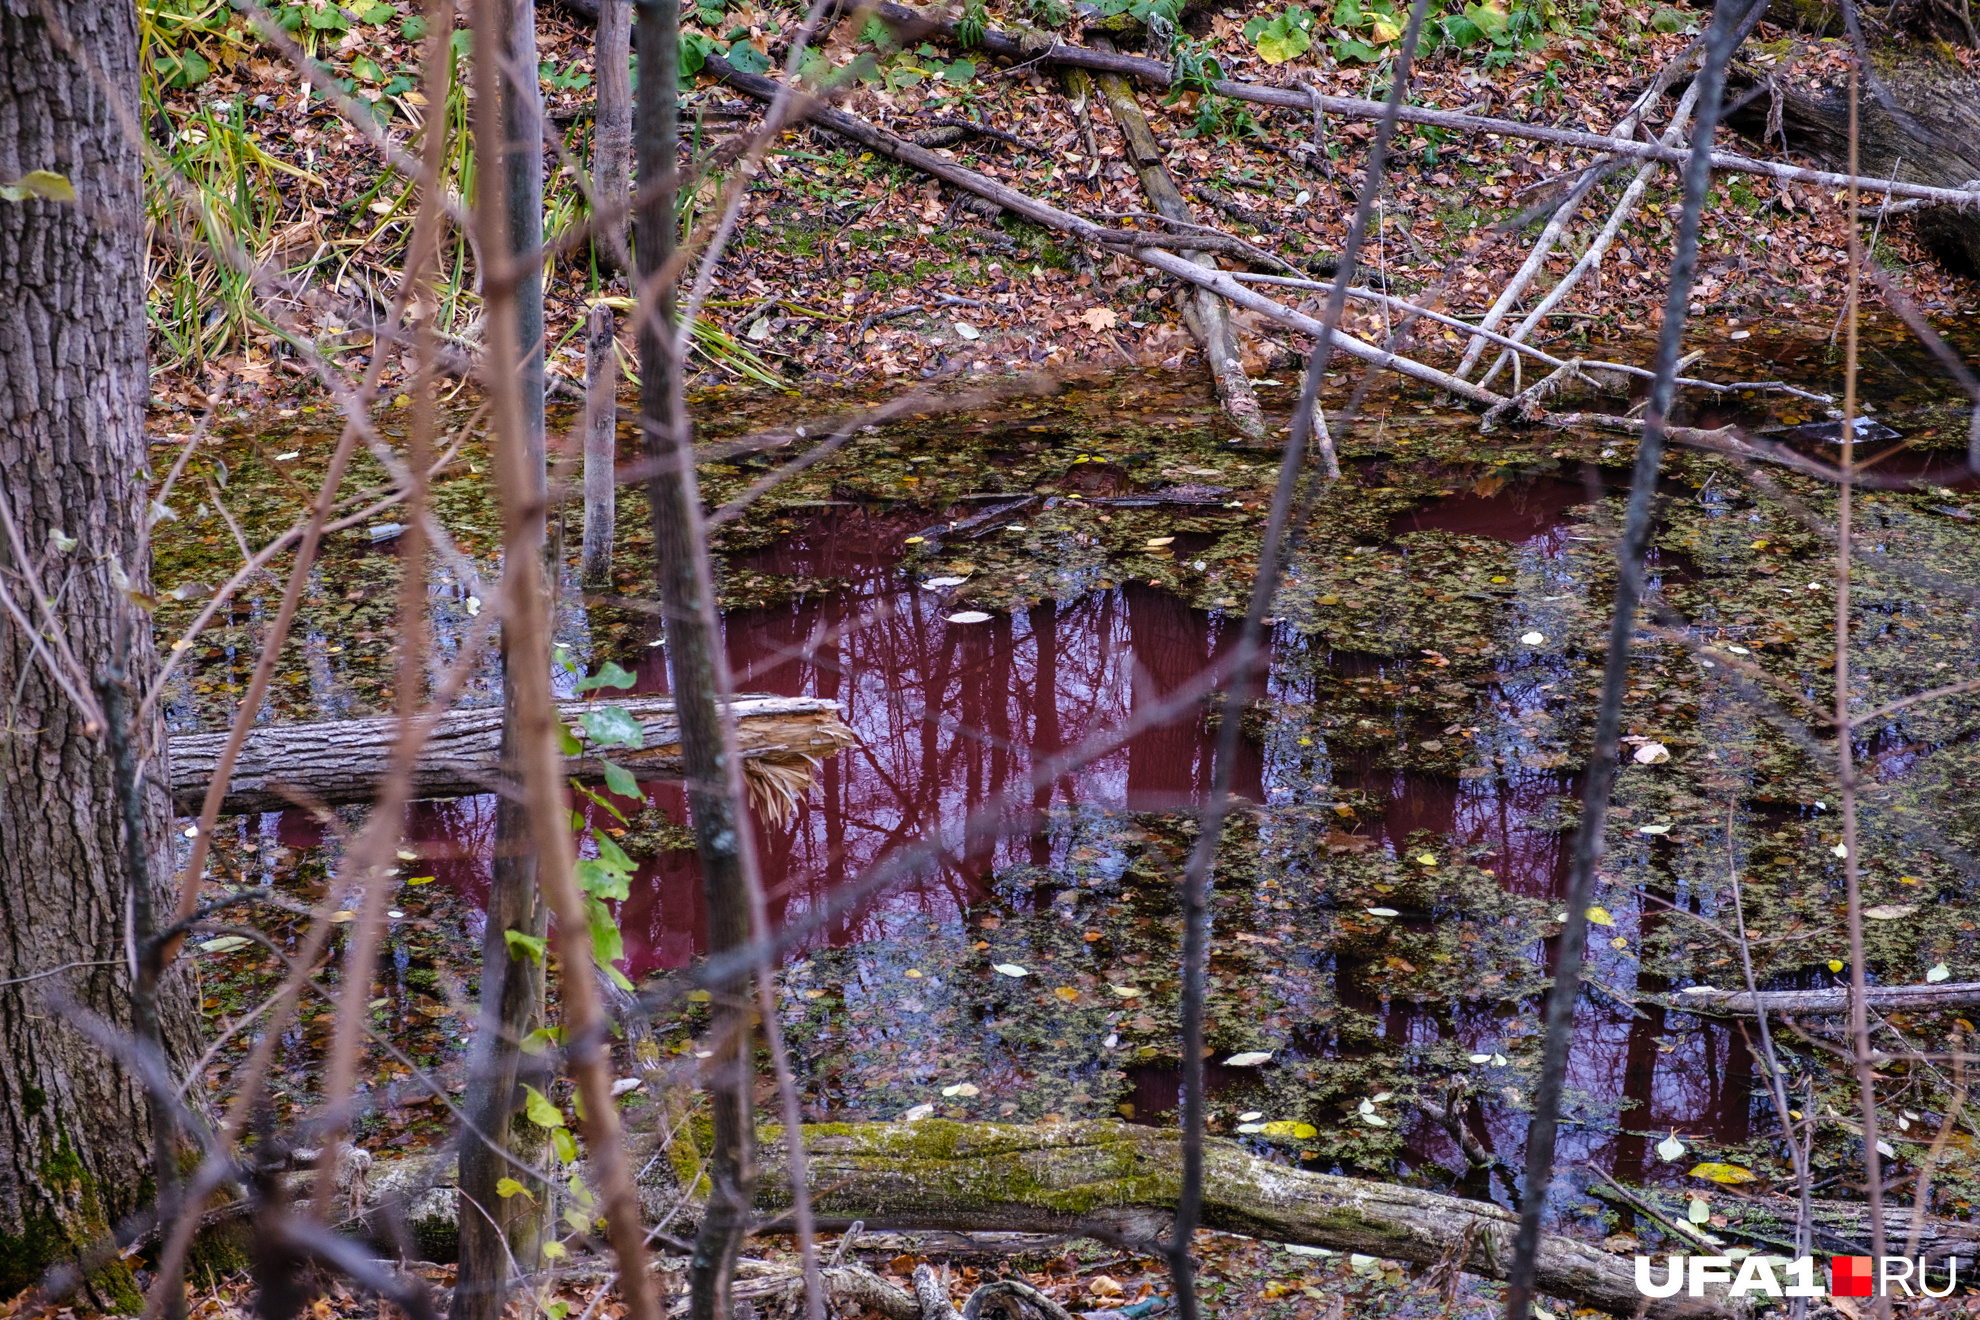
[{"left": 166, "top": 696, "right": 857, "bottom": 815}]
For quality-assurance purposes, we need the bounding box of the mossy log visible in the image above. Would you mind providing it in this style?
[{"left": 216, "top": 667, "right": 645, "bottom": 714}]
[
  {"left": 749, "top": 1121, "right": 1745, "bottom": 1318},
  {"left": 166, "top": 696, "right": 856, "bottom": 815}
]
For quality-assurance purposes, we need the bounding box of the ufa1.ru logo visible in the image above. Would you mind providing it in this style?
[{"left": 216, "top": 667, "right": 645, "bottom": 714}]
[{"left": 1635, "top": 1254, "right": 1961, "bottom": 1298}]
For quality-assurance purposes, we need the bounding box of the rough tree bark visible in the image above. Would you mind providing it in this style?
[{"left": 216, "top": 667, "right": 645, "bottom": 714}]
[
  {"left": 0, "top": 0, "right": 194, "bottom": 1301},
  {"left": 1727, "top": 32, "right": 1980, "bottom": 274},
  {"left": 591, "top": 0, "right": 632, "bottom": 270}
]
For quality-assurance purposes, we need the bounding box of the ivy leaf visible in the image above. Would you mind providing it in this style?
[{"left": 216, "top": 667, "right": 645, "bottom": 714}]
[
  {"left": 552, "top": 1127, "right": 579, "bottom": 1164},
  {"left": 579, "top": 705, "right": 644, "bottom": 750},
  {"left": 504, "top": 929, "right": 547, "bottom": 964},
  {"left": 522, "top": 1084, "right": 565, "bottom": 1129},
  {"left": 558, "top": 721, "right": 584, "bottom": 756},
  {"left": 575, "top": 660, "right": 637, "bottom": 692},
  {"left": 495, "top": 1177, "right": 530, "bottom": 1200},
  {"left": 601, "top": 759, "right": 641, "bottom": 801}
]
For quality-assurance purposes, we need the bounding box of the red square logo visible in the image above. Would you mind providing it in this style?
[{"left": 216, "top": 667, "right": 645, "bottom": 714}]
[{"left": 1832, "top": 1256, "right": 1875, "bottom": 1298}]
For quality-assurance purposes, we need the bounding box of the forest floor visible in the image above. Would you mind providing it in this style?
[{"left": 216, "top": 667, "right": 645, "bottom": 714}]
[{"left": 139, "top": 0, "right": 1980, "bottom": 418}]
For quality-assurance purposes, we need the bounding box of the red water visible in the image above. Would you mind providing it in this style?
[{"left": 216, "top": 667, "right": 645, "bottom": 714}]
[
  {"left": 402, "top": 506, "right": 1267, "bottom": 976},
  {"left": 289, "top": 475, "right": 1764, "bottom": 1193}
]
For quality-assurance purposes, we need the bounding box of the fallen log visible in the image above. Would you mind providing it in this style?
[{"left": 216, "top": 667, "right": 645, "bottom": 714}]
[
  {"left": 341, "top": 1121, "right": 1744, "bottom": 1317},
  {"left": 1679, "top": 980, "right": 1980, "bottom": 1015},
  {"left": 166, "top": 695, "right": 857, "bottom": 815},
  {"left": 1588, "top": 1179, "right": 1980, "bottom": 1271},
  {"left": 752, "top": 1120, "right": 1744, "bottom": 1318},
  {"left": 1086, "top": 36, "right": 1264, "bottom": 438},
  {"left": 702, "top": 53, "right": 1510, "bottom": 410}
]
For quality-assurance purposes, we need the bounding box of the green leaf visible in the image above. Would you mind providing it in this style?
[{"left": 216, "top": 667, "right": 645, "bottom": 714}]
[
  {"left": 941, "top": 57, "right": 976, "bottom": 83},
  {"left": 679, "top": 30, "right": 716, "bottom": 77},
  {"left": 723, "top": 39, "right": 771, "bottom": 74},
  {"left": 523, "top": 1084, "right": 566, "bottom": 1129},
  {"left": 601, "top": 759, "right": 641, "bottom": 801},
  {"left": 576, "top": 857, "right": 630, "bottom": 901},
  {"left": 351, "top": 55, "right": 383, "bottom": 83},
  {"left": 401, "top": 14, "right": 429, "bottom": 40},
  {"left": 568, "top": 778, "right": 629, "bottom": 825},
  {"left": 504, "top": 929, "right": 547, "bottom": 964},
  {"left": 495, "top": 1176, "right": 529, "bottom": 1200},
  {"left": 595, "top": 832, "right": 635, "bottom": 873},
  {"left": 552, "top": 1127, "right": 579, "bottom": 1164},
  {"left": 1331, "top": 36, "right": 1383, "bottom": 61},
  {"left": 1255, "top": 18, "right": 1312, "bottom": 63},
  {"left": 575, "top": 660, "right": 637, "bottom": 692},
  {"left": 1464, "top": 0, "right": 1510, "bottom": 38},
  {"left": 579, "top": 705, "right": 644, "bottom": 750},
  {"left": 357, "top": 0, "right": 398, "bottom": 20},
  {"left": 563, "top": 1205, "right": 591, "bottom": 1233},
  {"left": 540, "top": 1241, "right": 568, "bottom": 1261},
  {"left": 153, "top": 50, "right": 211, "bottom": 89},
  {"left": 558, "top": 721, "right": 584, "bottom": 756},
  {"left": 585, "top": 894, "right": 628, "bottom": 981},
  {"left": 524, "top": 1025, "right": 571, "bottom": 1056},
  {"left": 310, "top": 5, "right": 350, "bottom": 30},
  {"left": 1441, "top": 14, "right": 1484, "bottom": 44}
]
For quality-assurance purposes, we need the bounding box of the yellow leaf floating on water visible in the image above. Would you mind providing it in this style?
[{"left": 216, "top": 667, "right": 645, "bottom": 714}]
[
  {"left": 1585, "top": 906, "right": 1615, "bottom": 928},
  {"left": 1689, "top": 1162, "right": 1757, "bottom": 1184},
  {"left": 1053, "top": 986, "right": 1080, "bottom": 1002},
  {"left": 1259, "top": 1120, "right": 1319, "bottom": 1139}
]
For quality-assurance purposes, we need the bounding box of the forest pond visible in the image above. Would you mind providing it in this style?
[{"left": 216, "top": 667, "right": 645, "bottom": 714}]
[{"left": 156, "top": 317, "right": 1980, "bottom": 1235}]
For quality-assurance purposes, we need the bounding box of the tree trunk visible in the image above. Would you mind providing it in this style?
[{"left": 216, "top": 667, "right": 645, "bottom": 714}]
[
  {"left": 636, "top": 4, "right": 767, "bottom": 1313},
  {"left": 591, "top": 0, "right": 632, "bottom": 271},
  {"left": 0, "top": 1, "right": 194, "bottom": 1302},
  {"left": 165, "top": 695, "right": 855, "bottom": 814},
  {"left": 455, "top": 1, "right": 551, "bottom": 1314},
  {"left": 1727, "top": 37, "right": 1980, "bottom": 274},
  {"left": 581, "top": 303, "right": 618, "bottom": 585}
]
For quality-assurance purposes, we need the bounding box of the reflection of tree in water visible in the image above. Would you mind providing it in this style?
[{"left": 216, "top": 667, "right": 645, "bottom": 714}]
[{"left": 592, "top": 525, "right": 1268, "bottom": 973}]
